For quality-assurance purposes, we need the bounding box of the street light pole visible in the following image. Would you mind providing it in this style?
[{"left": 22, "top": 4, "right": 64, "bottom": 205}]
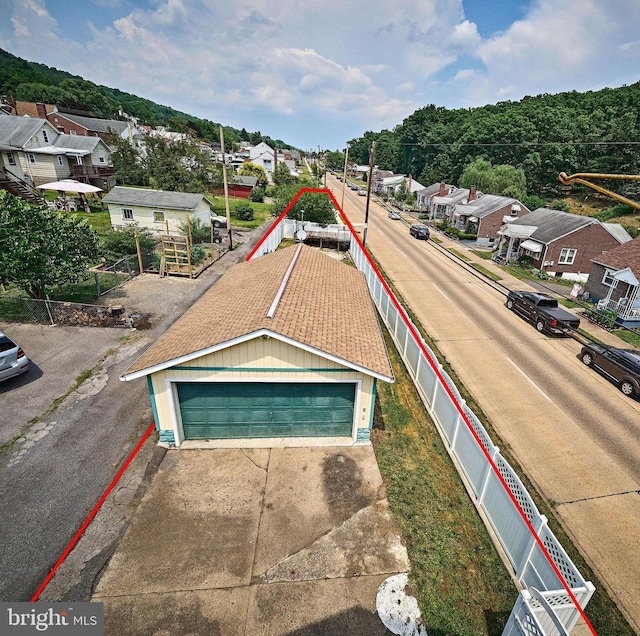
[
  {"left": 362, "top": 141, "right": 376, "bottom": 248},
  {"left": 341, "top": 144, "right": 349, "bottom": 211}
]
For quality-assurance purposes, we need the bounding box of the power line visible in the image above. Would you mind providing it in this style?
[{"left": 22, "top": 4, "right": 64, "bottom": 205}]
[{"left": 399, "top": 141, "right": 640, "bottom": 147}]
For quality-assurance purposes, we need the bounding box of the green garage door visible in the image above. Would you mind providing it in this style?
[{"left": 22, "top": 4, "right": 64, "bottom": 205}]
[{"left": 177, "top": 382, "right": 355, "bottom": 439}]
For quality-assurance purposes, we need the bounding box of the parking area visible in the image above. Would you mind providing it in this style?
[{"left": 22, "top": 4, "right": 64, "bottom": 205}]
[
  {"left": 0, "top": 322, "right": 127, "bottom": 446},
  {"left": 92, "top": 446, "right": 410, "bottom": 635}
]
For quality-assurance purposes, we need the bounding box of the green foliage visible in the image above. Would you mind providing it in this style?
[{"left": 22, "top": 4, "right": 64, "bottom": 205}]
[
  {"left": 549, "top": 199, "right": 571, "bottom": 213},
  {"left": 459, "top": 159, "right": 526, "bottom": 199},
  {"left": 0, "top": 191, "right": 99, "bottom": 298},
  {"left": 250, "top": 186, "right": 265, "bottom": 203},
  {"left": 593, "top": 204, "right": 635, "bottom": 221},
  {"left": 325, "top": 150, "right": 345, "bottom": 171},
  {"left": 273, "top": 161, "right": 295, "bottom": 186},
  {"left": 0, "top": 48, "right": 283, "bottom": 147},
  {"left": 238, "top": 162, "right": 268, "bottom": 187},
  {"left": 521, "top": 195, "right": 546, "bottom": 211},
  {"left": 100, "top": 225, "right": 157, "bottom": 267},
  {"left": 235, "top": 202, "right": 255, "bottom": 221},
  {"left": 189, "top": 244, "right": 206, "bottom": 265},
  {"left": 271, "top": 186, "right": 336, "bottom": 226},
  {"left": 178, "top": 216, "right": 210, "bottom": 244},
  {"left": 347, "top": 82, "right": 640, "bottom": 198}
]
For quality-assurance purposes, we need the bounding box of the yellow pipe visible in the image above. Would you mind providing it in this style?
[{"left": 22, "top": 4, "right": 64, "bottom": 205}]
[{"left": 558, "top": 172, "right": 640, "bottom": 211}]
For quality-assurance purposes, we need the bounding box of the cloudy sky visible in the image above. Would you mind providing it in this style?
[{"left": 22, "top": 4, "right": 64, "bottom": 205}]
[{"left": 1, "top": 0, "right": 639, "bottom": 150}]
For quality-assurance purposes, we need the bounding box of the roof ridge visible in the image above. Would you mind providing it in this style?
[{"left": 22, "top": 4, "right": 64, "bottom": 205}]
[{"left": 266, "top": 243, "right": 303, "bottom": 318}]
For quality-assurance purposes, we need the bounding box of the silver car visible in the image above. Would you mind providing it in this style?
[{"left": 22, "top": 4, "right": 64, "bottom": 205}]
[{"left": 0, "top": 330, "right": 29, "bottom": 382}]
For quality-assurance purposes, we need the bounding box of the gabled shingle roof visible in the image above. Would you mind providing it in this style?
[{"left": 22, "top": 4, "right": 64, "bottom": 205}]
[
  {"left": 121, "top": 244, "right": 394, "bottom": 381},
  {"left": 592, "top": 235, "right": 640, "bottom": 275},
  {"left": 457, "top": 194, "right": 525, "bottom": 218},
  {"left": 102, "top": 186, "right": 210, "bottom": 210},
  {"left": 57, "top": 113, "right": 128, "bottom": 135},
  {"left": 506, "top": 208, "right": 594, "bottom": 243},
  {"left": 0, "top": 116, "right": 50, "bottom": 147},
  {"left": 53, "top": 134, "right": 103, "bottom": 152}
]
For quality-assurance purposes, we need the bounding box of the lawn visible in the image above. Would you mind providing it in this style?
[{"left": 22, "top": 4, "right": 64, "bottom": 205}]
[
  {"left": 373, "top": 329, "right": 516, "bottom": 635},
  {"left": 208, "top": 195, "right": 273, "bottom": 229}
]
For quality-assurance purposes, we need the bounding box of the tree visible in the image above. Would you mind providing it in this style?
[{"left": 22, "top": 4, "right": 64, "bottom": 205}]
[
  {"left": 238, "top": 162, "right": 268, "bottom": 187},
  {"left": 271, "top": 188, "right": 336, "bottom": 226},
  {"left": 250, "top": 186, "right": 265, "bottom": 203},
  {"left": 273, "top": 161, "right": 295, "bottom": 186},
  {"left": 100, "top": 225, "right": 158, "bottom": 266},
  {"left": 235, "top": 202, "right": 255, "bottom": 221},
  {"left": 0, "top": 191, "right": 99, "bottom": 298},
  {"left": 459, "top": 158, "right": 526, "bottom": 199}
]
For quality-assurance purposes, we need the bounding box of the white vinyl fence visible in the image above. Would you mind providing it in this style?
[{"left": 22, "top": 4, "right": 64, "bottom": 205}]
[
  {"left": 249, "top": 219, "right": 594, "bottom": 635},
  {"left": 348, "top": 238, "right": 594, "bottom": 634}
]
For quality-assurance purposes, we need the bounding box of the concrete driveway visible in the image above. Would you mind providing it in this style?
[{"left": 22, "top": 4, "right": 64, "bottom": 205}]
[{"left": 92, "top": 446, "right": 410, "bottom": 635}]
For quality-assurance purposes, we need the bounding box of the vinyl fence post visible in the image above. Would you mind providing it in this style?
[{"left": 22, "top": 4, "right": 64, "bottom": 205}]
[{"left": 44, "top": 294, "right": 55, "bottom": 326}]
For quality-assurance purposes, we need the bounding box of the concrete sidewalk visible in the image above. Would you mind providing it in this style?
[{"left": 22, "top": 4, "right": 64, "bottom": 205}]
[{"left": 92, "top": 447, "right": 410, "bottom": 635}]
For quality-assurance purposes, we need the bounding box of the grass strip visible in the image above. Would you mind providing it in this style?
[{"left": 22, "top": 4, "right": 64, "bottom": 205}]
[{"left": 370, "top": 255, "right": 636, "bottom": 636}]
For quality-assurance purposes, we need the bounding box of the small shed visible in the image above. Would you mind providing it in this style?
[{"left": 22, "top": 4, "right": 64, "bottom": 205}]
[
  {"left": 120, "top": 244, "right": 394, "bottom": 448},
  {"left": 103, "top": 186, "right": 213, "bottom": 235}
]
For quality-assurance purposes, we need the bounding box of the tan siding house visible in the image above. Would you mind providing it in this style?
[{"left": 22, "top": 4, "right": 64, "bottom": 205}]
[{"left": 121, "top": 245, "right": 394, "bottom": 448}]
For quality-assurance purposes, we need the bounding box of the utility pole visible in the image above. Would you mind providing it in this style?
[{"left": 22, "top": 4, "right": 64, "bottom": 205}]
[
  {"left": 362, "top": 141, "right": 376, "bottom": 247},
  {"left": 341, "top": 144, "right": 349, "bottom": 211},
  {"left": 219, "top": 126, "right": 233, "bottom": 250}
]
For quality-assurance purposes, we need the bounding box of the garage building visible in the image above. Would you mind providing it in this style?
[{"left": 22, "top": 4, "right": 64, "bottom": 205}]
[{"left": 120, "top": 244, "right": 394, "bottom": 447}]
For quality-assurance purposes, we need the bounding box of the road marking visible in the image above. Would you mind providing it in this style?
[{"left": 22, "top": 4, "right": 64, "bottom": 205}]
[
  {"left": 506, "top": 357, "right": 552, "bottom": 401},
  {"left": 398, "top": 249, "right": 409, "bottom": 259},
  {"left": 433, "top": 284, "right": 453, "bottom": 302}
]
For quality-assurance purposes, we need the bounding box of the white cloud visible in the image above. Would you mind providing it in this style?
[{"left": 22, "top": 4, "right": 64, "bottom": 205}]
[{"left": 1, "top": 0, "right": 639, "bottom": 148}]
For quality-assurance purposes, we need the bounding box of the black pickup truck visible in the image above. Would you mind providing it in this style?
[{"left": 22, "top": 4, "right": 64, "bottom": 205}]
[{"left": 505, "top": 290, "right": 580, "bottom": 334}]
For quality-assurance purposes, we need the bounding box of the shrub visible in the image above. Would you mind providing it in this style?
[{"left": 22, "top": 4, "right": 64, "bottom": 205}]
[
  {"left": 235, "top": 202, "right": 255, "bottom": 221},
  {"left": 101, "top": 225, "right": 157, "bottom": 268},
  {"left": 250, "top": 186, "right": 265, "bottom": 203},
  {"left": 189, "top": 245, "right": 206, "bottom": 265},
  {"left": 178, "top": 216, "right": 210, "bottom": 244}
]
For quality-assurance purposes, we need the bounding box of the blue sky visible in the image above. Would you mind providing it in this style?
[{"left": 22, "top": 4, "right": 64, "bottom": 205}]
[{"left": 1, "top": 0, "right": 639, "bottom": 151}]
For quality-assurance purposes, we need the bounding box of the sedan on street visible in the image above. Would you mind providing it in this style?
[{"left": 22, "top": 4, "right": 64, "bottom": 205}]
[
  {"left": 0, "top": 330, "right": 29, "bottom": 382},
  {"left": 580, "top": 342, "right": 640, "bottom": 397},
  {"left": 409, "top": 224, "right": 430, "bottom": 240}
]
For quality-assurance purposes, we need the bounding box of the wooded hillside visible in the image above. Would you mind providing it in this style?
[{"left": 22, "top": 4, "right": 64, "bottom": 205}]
[
  {"left": 347, "top": 83, "right": 640, "bottom": 198},
  {"left": 0, "top": 48, "right": 289, "bottom": 149}
]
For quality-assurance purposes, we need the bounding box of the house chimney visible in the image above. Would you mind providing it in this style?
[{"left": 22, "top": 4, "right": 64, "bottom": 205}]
[
  {"left": 36, "top": 102, "right": 47, "bottom": 119},
  {"left": 468, "top": 186, "right": 477, "bottom": 202},
  {"left": 438, "top": 181, "right": 446, "bottom": 196}
]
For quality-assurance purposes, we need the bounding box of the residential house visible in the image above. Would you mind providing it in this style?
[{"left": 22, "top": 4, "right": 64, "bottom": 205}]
[
  {"left": 249, "top": 142, "right": 275, "bottom": 179},
  {"left": 429, "top": 186, "right": 473, "bottom": 220},
  {"left": 102, "top": 186, "right": 213, "bottom": 235},
  {"left": 119, "top": 244, "right": 394, "bottom": 447},
  {"left": 415, "top": 182, "right": 455, "bottom": 211},
  {"left": 0, "top": 115, "right": 113, "bottom": 195},
  {"left": 46, "top": 112, "right": 130, "bottom": 144},
  {"left": 585, "top": 236, "right": 640, "bottom": 327},
  {"left": 452, "top": 194, "right": 530, "bottom": 245},
  {"left": 4, "top": 100, "right": 57, "bottom": 118},
  {"left": 495, "top": 208, "right": 632, "bottom": 280}
]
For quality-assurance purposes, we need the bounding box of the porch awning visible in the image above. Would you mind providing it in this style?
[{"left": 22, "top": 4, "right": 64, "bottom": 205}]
[
  {"left": 520, "top": 239, "right": 543, "bottom": 253},
  {"left": 468, "top": 216, "right": 478, "bottom": 223}
]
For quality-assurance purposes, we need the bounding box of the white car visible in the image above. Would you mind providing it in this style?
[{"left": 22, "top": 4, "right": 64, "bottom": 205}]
[{"left": 0, "top": 330, "right": 29, "bottom": 382}]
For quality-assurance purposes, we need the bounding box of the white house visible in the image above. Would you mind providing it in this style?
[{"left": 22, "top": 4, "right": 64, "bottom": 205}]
[{"left": 102, "top": 186, "right": 213, "bottom": 235}]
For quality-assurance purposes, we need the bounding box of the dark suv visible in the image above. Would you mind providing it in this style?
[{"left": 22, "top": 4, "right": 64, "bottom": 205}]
[
  {"left": 409, "top": 224, "right": 430, "bottom": 240},
  {"left": 580, "top": 343, "right": 640, "bottom": 397}
]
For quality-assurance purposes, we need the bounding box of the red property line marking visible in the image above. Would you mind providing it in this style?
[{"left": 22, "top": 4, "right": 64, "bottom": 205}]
[
  {"left": 31, "top": 422, "right": 156, "bottom": 602},
  {"left": 249, "top": 187, "right": 597, "bottom": 634}
]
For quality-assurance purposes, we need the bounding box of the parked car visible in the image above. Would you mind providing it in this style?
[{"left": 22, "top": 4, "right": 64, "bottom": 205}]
[
  {"left": 580, "top": 343, "right": 640, "bottom": 397},
  {"left": 349, "top": 183, "right": 358, "bottom": 190},
  {"left": 211, "top": 215, "right": 227, "bottom": 228},
  {"left": 505, "top": 290, "right": 580, "bottom": 335},
  {"left": 357, "top": 189, "right": 366, "bottom": 196},
  {"left": 388, "top": 211, "right": 401, "bottom": 220},
  {"left": 0, "top": 330, "right": 29, "bottom": 382},
  {"left": 409, "top": 224, "right": 430, "bottom": 240}
]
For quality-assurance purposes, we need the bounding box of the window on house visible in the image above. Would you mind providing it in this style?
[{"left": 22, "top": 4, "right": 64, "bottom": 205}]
[
  {"left": 42, "top": 130, "right": 49, "bottom": 143},
  {"left": 153, "top": 211, "right": 165, "bottom": 222},
  {"left": 122, "top": 208, "right": 134, "bottom": 220},
  {"left": 99, "top": 156, "right": 105, "bottom": 163},
  {"left": 602, "top": 269, "right": 617, "bottom": 287},
  {"left": 57, "top": 156, "right": 63, "bottom": 166},
  {"left": 70, "top": 130, "right": 77, "bottom": 135},
  {"left": 510, "top": 204, "right": 521, "bottom": 216},
  {"left": 558, "top": 248, "right": 577, "bottom": 265},
  {"left": 7, "top": 152, "right": 16, "bottom": 166},
  {"left": 28, "top": 154, "right": 36, "bottom": 164}
]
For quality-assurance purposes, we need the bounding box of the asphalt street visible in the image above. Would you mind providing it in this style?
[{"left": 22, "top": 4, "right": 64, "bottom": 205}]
[{"left": 0, "top": 226, "right": 263, "bottom": 602}]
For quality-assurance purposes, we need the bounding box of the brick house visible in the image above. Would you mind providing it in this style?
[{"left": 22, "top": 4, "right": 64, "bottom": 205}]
[{"left": 495, "top": 208, "right": 632, "bottom": 280}]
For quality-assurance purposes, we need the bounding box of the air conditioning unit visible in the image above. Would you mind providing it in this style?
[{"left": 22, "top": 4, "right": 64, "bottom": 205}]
[{"left": 543, "top": 261, "right": 554, "bottom": 267}]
